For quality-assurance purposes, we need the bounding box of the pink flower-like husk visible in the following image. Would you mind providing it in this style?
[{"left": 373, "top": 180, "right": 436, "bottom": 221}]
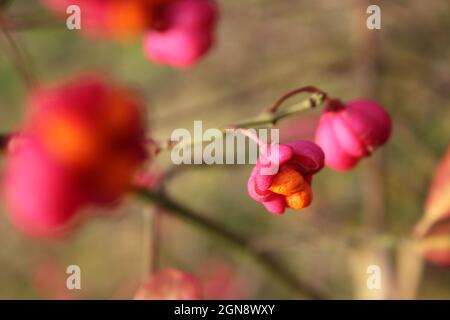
[
  {"left": 3, "top": 75, "right": 148, "bottom": 238},
  {"left": 315, "top": 100, "right": 392, "bottom": 171},
  {"left": 3, "top": 136, "right": 84, "bottom": 238},
  {"left": 247, "top": 141, "right": 324, "bottom": 215},
  {"left": 144, "top": 0, "right": 218, "bottom": 68},
  {"left": 27, "top": 78, "right": 147, "bottom": 203}
]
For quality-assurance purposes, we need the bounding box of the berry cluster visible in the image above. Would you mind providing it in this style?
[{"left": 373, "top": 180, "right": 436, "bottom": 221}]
[
  {"left": 4, "top": 75, "right": 147, "bottom": 237},
  {"left": 41, "top": 0, "right": 218, "bottom": 67}
]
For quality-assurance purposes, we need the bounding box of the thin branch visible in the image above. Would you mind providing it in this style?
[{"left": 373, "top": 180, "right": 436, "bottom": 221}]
[
  {"left": 156, "top": 91, "right": 327, "bottom": 154},
  {"left": 235, "top": 91, "right": 326, "bottom": 127},
  {"left": 0, "top": 12, "right": 36, "bottom": 90},
  {"left": 142, "top": 206, "right": 160, "bottom": 280},
  {"left": 0, "top": 133, "right": 11, "bottom": 150},
  {"left": 132, "top": 186, "right": 326, "bottom": 300},
  {"left": 1, "top": 14, "right": 63, "bottom": 31},
  {"left": 268, "top": 86, "right": 327, "bottom": 113}
]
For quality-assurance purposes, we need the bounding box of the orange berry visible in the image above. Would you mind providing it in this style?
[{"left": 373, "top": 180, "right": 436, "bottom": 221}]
[
  {"left": 103, "top": 91, "right": 141, "bottom": 139},
  {"left": 98, "top": 152, "right": 143, "bottom": 197},
  {"left": 285, "top": 184, "right": 313, "bottom": 209},
  {"left": 108, "top": 1, "right": 151, "bottom": 38},
  {"left": 268, "top": 165, "right": 307, "bottom": 196},
  {"left": 38, "top": 115, "right": 100, "bottom": 169}
]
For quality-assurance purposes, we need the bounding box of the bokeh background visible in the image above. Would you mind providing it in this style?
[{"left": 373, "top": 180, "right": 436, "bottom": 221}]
[{"left": 0, "top": 0, "right": 450, "bottom": 299}]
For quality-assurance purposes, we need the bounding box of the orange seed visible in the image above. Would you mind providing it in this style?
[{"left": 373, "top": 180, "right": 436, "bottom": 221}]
[{"left": 268, "top": 165, "right": 307, "bottom": 196}]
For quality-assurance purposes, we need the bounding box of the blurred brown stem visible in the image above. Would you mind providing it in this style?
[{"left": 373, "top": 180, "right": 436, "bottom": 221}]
[
  {"left": 1, "top": 14, "right": 63, "bottom": 31},
  {"left": 233, "top": 91, "right": 325, "bottom": 127},
  {"left": 0, "top": 12, "right": 36, "bottom": 90},
  {"left": 0, "top": 133, "right": 10, "bottom": 149},
  {"left": 396, "top": 240, "right": 424, "bottom": 299},
  {"left": 352, "top": 0, "right": 397, "bottom": 299},
  {"left": 142, "top": 206, "right": 160, "bottom": 280},
  {"left": 156, "top": 90, "right": 326, "bottom": 154},
  {"left": 133, "top": 186, "right": 325, "bottom": 299},
  {"left": 268, "top": 86, "right": 327, "bottom": 113}
]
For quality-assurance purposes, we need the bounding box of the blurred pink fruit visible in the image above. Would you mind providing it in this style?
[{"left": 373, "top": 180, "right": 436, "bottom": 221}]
[
  {"left": 423, "top": 249, "right": 450, "bottom": 268},
  {"left": 200, "top": 260, "right": 250, "bottom": 300},
  {"left": 134, "top": 269, "right": 203, "bottom": 300},
  {"left": 315, "top": 99, "right": 392, "bottom": 171},
  {"left": 3, "top": 75, "right": 148, "bottom": 238},
  {"left": 144, "top": 0, "right": 218, "bottom": 68},
  {"left": 3, "top": 135, "right": 83, "bottom": 237},
  {"left": 40, "top": 0, "right": 172, "bottom": 38},
  {"left": 41, "top": 0, "right": 218, "bottom": 67}
]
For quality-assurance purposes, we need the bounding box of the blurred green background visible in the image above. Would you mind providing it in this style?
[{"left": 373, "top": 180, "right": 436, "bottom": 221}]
[{"left": 0, "top": 0, "right": 449, "bottom": 299}]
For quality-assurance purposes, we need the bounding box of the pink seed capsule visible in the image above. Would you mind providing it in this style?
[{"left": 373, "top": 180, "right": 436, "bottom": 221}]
[
  {"left": 3, "top": 135, "right": 82, "bottom": 238},
  {"left": 144, "top": 0, "right": 218, "bottom": 68},
  {"left": 315, "top": 99, "right": 392, "bottom": 171},
  {"left": 134, "top": 269, "right": 203, "bottom": 300},
  {"left": 3, "top": 75, "right": 148, "bottom": 238},
  {"left": 247, "top": 141, "right": 324, "bottom": 215}
]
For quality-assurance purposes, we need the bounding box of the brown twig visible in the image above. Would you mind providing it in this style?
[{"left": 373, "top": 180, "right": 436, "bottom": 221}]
[
  {"left": 133, "top": 187, "right": 326, "bottom": 299},
  {"left": 268, "top": 86, "right": 327, "bottom": 113},
  {"left": 0, "top": 12, "right": 36, "bottom": 90}
]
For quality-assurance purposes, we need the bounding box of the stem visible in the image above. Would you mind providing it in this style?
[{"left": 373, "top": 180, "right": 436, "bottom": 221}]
[
  {"left": 268, "top": 86, "right": 327, "bottom": 113},
  {"left": 0, "top": 12, "right": 36, "bottom": 90},
  {"left": 142, "top": 206, "right": 160, "bottom": 280},
  {"left": 132, "top": 186, "right": 325, "bottom": 300},
  {"left": 396, "top": 239, "right": 424, "bottom": 299},
  {"left": 1, "top": 14, "right": 63, "bottom": 31},
  {"left": 164, "top": 91, "right": 326, "bottom": 153},
  {"left": 0, "top": 133, "right": 10, "bottom": 150},
  {"left": 352, "top": 0, "right": 395, "bottom": 300},
  {"left": 236, "top": 91, "right": 326, "bottom": 127}
]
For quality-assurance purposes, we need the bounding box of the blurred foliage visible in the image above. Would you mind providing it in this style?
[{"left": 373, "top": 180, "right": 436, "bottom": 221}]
[{"left": 0, "top": 0, "right": 449, "bottom": 299}]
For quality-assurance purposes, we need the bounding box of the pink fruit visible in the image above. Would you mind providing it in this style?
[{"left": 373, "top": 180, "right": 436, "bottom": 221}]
[
  {"left": 315, "top": 99, "right": 392, "bottom": 171},
  {"left": 247, "top": 141, "right": 324, "bottom": 215},
  {"left": 40, "top": 0, "right": 168, "bottom": 38},
  {"left": 144, "top": 0, "right": 218, "bottom": 68},
  {"left": 3, "top": 136, "right": 83, "bottom": 238},
  {"left": 134, "top": 269, "right": 203, "bottom": 300},
  {"left": 2, "top": 75, "right": 148, "bottom": 238}
]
